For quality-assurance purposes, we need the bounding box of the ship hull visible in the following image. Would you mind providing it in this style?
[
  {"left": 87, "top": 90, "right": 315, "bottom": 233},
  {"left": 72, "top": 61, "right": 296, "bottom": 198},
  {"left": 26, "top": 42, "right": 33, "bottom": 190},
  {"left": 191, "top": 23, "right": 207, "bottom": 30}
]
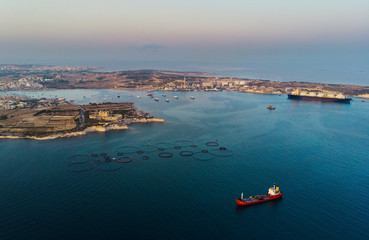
[
  {"left": 236, "top": 192, "right": 283, "bottom": 206},
  {"left": 288, "top": 94, "right": 351, "bottom": 103}
]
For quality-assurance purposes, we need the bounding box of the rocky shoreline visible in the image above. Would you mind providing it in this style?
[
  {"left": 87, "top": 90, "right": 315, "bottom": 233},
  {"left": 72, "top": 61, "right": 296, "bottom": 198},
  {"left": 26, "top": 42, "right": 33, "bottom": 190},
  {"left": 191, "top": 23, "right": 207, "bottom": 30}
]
[{"left": 0, "top": 117, "right": 164, "bottom": 140}]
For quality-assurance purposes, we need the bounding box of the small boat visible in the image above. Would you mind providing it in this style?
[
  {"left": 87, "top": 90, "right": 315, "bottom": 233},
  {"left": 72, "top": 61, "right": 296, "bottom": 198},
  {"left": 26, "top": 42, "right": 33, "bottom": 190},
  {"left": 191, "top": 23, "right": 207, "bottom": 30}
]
[
  {"left": 136, "top": 96, "right": 141, "bottom": 98},
  {"left": 190, "top": 96, "right": 195, "bottom": 100},
  {"left": 236, "top": 184, "right": 283, "bottom": 206},
  {"left": 165, "top": 99, "right": 169, "bottom": 102},
  {"left": 173, "top": 96, "right": 178, "bottom": 99},
  {"left": 147, "top": 93, "right": 153, "bottom": 97},
  {"left": 154, "top": 98, "right": 159, "bottom": 101},
  {"left": 162, "top": 94, "right": 166, "bottom": 97},
  {"left": 117, "top": 95, "right": 120, "bottom": 98},
  {"left": 267, "top": 105, "right": 275, "bottom": 110}
]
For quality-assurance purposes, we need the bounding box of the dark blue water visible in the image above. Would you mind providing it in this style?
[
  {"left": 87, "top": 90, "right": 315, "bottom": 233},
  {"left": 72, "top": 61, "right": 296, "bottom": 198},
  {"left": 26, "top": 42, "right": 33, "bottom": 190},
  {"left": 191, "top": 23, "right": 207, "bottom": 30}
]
[{"left": 1, "top": 90, "right": 369, "bottom": 239}]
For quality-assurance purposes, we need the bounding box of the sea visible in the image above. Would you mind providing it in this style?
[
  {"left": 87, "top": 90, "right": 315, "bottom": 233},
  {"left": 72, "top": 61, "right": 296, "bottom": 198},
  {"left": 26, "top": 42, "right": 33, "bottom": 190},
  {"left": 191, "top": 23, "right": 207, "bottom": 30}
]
[
  {"left": 14, "top": 48, "right": 369, "bottom": 85},
  {"left": 1, "top": 89, "right": 369, "bottom": 239},
  {"left": 91, "top": 57, "right": 369, "bottom": 86}
]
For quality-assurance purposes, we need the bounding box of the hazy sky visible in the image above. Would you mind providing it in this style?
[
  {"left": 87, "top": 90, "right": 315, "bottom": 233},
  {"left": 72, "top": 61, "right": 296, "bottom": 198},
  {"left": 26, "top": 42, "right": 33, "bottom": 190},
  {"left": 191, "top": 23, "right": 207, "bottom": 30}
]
[{"left": 1, "top": 0, "right": 369, "bottom": 63}]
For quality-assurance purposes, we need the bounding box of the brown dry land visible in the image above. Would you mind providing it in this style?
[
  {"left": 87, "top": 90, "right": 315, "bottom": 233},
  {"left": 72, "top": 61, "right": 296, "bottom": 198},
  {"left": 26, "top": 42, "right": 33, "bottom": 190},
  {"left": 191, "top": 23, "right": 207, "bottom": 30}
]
[
  {"left": 0, "top": 102, "right": 143, "bottom": 138},
  {"left": 25, "top": 70, "right": 369, "bottom": 96},
  {"left": 1, "top": 66, "right": 368, "bottom": 96},
  {"left": 0, "top": 103, "right": 79, "bottom": 137}
]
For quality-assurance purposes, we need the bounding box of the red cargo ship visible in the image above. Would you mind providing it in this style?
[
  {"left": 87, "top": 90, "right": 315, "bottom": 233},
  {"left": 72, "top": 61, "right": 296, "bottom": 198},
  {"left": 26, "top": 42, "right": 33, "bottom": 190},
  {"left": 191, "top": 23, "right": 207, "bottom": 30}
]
[{"left": 236, "top": 184, "right": 283, "bottom": 206}]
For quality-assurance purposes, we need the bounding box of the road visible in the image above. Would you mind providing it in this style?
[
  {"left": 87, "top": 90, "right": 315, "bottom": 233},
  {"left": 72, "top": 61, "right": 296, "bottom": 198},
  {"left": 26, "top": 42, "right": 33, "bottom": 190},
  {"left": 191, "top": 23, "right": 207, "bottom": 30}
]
[{"left": 65, "top": 101, "right": 85, "bottom": 130}]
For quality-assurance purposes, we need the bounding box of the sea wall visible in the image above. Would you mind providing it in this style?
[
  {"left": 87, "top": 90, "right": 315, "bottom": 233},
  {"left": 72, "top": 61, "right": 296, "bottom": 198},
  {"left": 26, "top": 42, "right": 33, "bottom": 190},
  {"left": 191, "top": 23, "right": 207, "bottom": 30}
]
[{"left": 132, "top": 118, "right": 165, "bottom": 123}]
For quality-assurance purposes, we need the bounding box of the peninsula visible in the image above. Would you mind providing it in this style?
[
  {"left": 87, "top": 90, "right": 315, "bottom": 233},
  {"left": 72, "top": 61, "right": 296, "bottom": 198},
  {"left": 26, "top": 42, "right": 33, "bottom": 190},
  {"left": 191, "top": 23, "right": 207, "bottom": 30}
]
[
  {"left": 0, "top": 96, "right": 163, "bottom": 140},
  {"left": 1, "top": 64, "right": 369, "bottom": 97}
]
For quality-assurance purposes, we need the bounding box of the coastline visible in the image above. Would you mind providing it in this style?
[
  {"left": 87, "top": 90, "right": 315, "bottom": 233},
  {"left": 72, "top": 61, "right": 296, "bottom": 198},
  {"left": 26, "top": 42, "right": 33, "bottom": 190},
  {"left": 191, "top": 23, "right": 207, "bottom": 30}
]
[
  {"left": 357, "top": 94, "right": 369, "bottom": 99},
  {"left": 3, "top": 87, "right": 367, "bottom": 98},
  {"left": 0, "top": 117, "right": 164, "bottom": 140}
]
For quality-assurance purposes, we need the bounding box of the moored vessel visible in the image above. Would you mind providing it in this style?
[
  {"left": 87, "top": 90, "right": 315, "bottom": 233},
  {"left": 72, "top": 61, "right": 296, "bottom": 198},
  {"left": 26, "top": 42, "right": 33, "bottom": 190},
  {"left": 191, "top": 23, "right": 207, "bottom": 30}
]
[
  {"left": 288, "top": 88, "right": 351, "bottom": 103},
  {"left": 236, "top": 184, "right": 283, "bottom": 206}
]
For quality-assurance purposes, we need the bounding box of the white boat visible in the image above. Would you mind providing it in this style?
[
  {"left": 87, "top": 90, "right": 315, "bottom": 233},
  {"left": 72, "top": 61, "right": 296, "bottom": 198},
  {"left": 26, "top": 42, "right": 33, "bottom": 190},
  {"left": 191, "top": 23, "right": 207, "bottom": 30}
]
[
  {"left": 173, "top": 96, "right": 178, "bottom": 99},
  {"left": 165, "top": 99, "right": 169, "bottom": 102}
]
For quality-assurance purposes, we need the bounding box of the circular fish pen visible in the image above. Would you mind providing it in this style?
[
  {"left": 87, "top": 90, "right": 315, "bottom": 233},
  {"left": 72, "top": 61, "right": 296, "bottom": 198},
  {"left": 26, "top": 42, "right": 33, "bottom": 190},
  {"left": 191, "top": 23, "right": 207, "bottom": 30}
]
[
  {"left": 68, "top": 139, "right": 231, "bottom": 173},
  {"left": 174, "top": 140, "right": 195, "bottom": 147},
  {"left": 208, "top": 149, "right": 233, "bottom": 157},
  {"left": 117, "top": 157, "right": 133, "bottom": 163},
  {"left": 158, "top": 152, "right": 174, "bottom": 158},
  {"left": 116, "top": 146, "right": 138, "bottom": 154},
  {"left": 138, "top": 144, "right": 158, "bottom": 153},
  {"left": 192, "top": 152, "right": 215, "bottom": 161},
  {"left": 205, "top": 142, "right": 219, "bottom": 147},
  {"left": 155, "top": 142, "right": 176, "bottom": 150},
  {"left": 96, "top": 162, "right": 122, "bottom": 172},
  {"left": 67, "top": 162, "right": 94, "bottom": 172},
  {"left": 67, "top": 154, "right": 91, "bottom": 164},
  {"left": 179, "top": 151, "right": 194, "bottom": 157}
]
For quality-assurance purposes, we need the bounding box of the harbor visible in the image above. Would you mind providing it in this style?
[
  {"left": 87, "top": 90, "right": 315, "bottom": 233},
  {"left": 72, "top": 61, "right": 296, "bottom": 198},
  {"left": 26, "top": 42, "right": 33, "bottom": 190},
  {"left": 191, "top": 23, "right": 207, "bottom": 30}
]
[{"left": 1, "top": 89, "right": 368, "bottom": 239}]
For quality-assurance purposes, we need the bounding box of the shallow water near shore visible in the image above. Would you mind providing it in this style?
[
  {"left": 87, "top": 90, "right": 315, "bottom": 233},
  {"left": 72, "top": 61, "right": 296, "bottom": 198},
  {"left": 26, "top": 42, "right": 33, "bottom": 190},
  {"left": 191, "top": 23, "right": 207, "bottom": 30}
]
[{"left": 1, "top": 89, "right": 369, "bottom": 239}]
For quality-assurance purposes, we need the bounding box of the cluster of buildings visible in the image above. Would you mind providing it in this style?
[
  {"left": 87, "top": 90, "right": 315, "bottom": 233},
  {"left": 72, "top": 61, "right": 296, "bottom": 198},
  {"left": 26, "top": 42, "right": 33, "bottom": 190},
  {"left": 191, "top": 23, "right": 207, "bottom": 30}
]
[
  {"left": 157, "top": 77, "right": 285, "bottom": 95},
  {"left": 0, "top": 96, "right": 29, "bottom": 110},
  {"left": 89, "top": 110, "right": 122, "bottom": 121},
  {"left": 0, "top": 96, "right": 65, "bottom": 110},
  {"left": 0, "top": 64, "right": 96, "bottom": 72},
  {"left": 0, "top": 78, "right": 43, "bottom": 91}
]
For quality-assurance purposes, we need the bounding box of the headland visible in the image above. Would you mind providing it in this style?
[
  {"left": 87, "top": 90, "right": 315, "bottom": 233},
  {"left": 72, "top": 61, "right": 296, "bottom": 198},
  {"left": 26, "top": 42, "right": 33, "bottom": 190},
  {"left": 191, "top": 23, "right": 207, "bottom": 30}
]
[
  {"left": 1, "top": 64, "right": 369, "bottom": 97},
  {"left": 0, "top": 96, "right": 163, "bottom": 140}
]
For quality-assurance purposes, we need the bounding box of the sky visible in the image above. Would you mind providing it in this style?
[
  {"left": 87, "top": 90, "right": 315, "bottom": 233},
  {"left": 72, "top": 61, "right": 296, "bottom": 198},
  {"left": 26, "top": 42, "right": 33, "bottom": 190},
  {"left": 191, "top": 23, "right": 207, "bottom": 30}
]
[{"left": 1, "top": 0, "right": 369, "bottom": 64}]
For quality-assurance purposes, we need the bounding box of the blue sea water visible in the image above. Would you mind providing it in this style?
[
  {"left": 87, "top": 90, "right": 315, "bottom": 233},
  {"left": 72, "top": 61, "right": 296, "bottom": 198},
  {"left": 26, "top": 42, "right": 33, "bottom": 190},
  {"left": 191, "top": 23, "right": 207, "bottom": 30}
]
[
  {"left": 1, "top": 90, "right": 369, "bottom": 239},
  {"left": 12, "top": 48, "right": 369, "bottom": 85}
]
